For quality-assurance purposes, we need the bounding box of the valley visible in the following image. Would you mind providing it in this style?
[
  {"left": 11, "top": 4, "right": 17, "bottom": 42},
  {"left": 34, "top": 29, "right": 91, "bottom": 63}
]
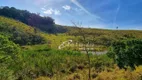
[{"left": 0, "top": 6, "right": 142, "bottom": 80}]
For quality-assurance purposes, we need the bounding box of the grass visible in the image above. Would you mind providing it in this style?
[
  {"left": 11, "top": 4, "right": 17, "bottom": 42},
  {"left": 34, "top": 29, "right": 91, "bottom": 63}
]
[
  {"left": 36, "top": 66, "right": 142, "bottom": 80},
  {"left": 1, "top": 43, "right": 113, "bottom": 80},
  {"left": 41, "top": 33, "right": 75, "bottom": 49},
  {"left": 1, "top": 16, "right": 142, "bottom": 80}
]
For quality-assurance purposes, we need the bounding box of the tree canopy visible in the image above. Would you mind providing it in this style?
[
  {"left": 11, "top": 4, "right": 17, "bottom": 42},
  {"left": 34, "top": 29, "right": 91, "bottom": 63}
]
[{"left": 0, "top": 6, "right": 67, "bottom": 33}]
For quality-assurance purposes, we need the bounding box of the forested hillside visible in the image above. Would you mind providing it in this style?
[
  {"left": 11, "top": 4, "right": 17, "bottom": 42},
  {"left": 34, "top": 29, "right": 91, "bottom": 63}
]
[{"left": 0, "top": 6, "right": 67, "bottom": 33}]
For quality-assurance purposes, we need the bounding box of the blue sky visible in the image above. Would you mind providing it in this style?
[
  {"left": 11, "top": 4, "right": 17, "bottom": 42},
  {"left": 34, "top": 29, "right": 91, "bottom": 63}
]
[{"left": 1, "top": 0, "right": 142, "bottom": 30}]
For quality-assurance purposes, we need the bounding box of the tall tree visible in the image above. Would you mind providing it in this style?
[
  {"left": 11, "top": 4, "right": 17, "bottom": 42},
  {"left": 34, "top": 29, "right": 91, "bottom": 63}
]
[{"left": 71, "top": 21, "right": 92, "bottom": 80}]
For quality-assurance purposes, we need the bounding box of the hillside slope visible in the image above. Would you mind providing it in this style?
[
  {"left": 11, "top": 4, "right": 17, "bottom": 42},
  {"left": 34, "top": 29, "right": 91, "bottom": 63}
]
[
  {"left": 66, "top": 27, "right": 142, "bottom": 46},
  {"left": 0, "top": 16, "right": 45, "bottom": 45},
  {"left": 0, "top": 6, "right": 67, "bottom": 33}
]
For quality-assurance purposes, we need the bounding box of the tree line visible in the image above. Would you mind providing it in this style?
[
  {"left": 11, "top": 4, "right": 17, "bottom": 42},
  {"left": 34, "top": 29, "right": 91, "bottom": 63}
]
[{"left": 0, "top": 6, "right": 67, "bottom": 33}]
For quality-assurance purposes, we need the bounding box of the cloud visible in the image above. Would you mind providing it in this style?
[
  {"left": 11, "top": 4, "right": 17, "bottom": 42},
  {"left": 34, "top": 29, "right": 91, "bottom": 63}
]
[
  {"left": 54, "top": 10, "right": 61, "bottom": 15},
  {"left": 43, "top": 8, "right": 53, "bottom": 14},
  {"left": 43, "top": 8, "right": 61, "bottom": 15},
  {"left": 71, "top": 0, "right": 101, "bottom": 19},
  {"left": 62, "top": 5, "right": 71, "bottom": 10},
  {"left": 41, "top": 7, "right": 46, "bottom": 10}
]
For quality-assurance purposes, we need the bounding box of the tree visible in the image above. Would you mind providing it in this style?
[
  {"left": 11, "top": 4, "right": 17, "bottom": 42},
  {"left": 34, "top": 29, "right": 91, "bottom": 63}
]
[
  {"left": 107, "top": 39, "right": 142, "bottom": 69},
  {"left": 0, "top": 6, "right": 61, "bottom": 33},
  {"left": 71, "top": 21, "right": 92, "bottom": 80}
]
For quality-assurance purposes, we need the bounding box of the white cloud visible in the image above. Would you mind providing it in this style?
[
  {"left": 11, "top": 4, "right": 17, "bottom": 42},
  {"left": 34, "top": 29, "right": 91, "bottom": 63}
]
[
  {"left": 42, "top": 8, "right": 61, "bottom": 15},
  {"left": 41, "top": 7, "right": 46, "bottom": 10},
  {"left": 43, "top": 8, "right": 53, "bottom": 15},
  {"left": 62, "top": 5, "right": 71, "bottom": 10},
  {"left": 54, "top": 10, "right": 61, "bottom": 15}
]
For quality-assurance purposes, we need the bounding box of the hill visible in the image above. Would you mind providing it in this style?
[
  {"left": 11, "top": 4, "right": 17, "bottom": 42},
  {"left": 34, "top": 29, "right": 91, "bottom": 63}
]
[
  {"left": 1, "top": 6, "right": 142, "bottom": 49},
  {"left": 1, "top": 6, "right": 142, "bottom": 80},
  {"left": 66, "top": 27, "right": 142, "bottom": 46},
  {"left": 0, "top": 16, "right": 45, "bottom": 45},
  {"left": 0, "top": 6, "right": 67, "bottom": 33}
]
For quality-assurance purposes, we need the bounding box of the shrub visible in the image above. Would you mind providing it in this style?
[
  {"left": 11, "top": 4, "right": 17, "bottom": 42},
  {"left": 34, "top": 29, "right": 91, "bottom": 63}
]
[
  {"left": 107, "top": 39, "right": 142, "bottom": 69},
  {"left": 0, "top": 66, "right": 15, "bottom": 80},
  {"left": 0, "top": 35, "right": 20, "bottom": 80},
  {"left": 0, "top": 34, "right": 20, "bottom": 60}
]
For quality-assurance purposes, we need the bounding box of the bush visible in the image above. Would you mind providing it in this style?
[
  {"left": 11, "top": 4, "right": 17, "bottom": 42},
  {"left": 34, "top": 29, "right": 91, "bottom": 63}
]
[
  {"left": 107, "top": 39, "right": 142, "bottom": 69},
  {"left": 0, "top": 35, "right": 20, "bottom": 80},
  {"left": 90, "top": 54, "right": 114, "bottom": 72},
  {"left": 0, "top": 34, "right": 20, "bottom": 60},
  {"left": 0, "top": 66, "right": 15, "bottom": 80},
  {"left": 96, "top": 66, "right": 142, "bottom": 80}
]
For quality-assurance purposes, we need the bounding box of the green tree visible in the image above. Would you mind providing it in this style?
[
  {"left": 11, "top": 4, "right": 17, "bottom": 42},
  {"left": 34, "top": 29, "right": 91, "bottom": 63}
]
[{"left": 107, "top": 39, "right": 142, "bottom": 69}]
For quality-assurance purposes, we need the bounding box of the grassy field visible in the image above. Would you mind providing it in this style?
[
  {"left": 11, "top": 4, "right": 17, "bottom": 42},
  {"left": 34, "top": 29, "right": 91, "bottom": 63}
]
[{"left": 41, "top": 33, "right": 75, "bottom": 49}]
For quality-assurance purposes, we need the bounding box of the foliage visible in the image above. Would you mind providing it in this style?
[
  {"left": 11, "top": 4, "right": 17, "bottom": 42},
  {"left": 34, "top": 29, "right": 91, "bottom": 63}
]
[
  {"left": 0, "top": 66, "right": 16, "bottom": 80},
  {"left": 0, "top": 43, "right": 113, "bottom": 80},
  {"left": 1, "top": 34, "right": 142, "bottom": 80},
  {"left": 1, "top": 6, "right": 142, "bottom": 80},
  {"left": 10, "top": 46, "right": 84, "bottom": 79},
  {"left": 36, "top": 66, "right": 142, "bottom": 80},
  {"left": 90, "top": 54, "right": 114, "bottom": 72},
  {"left": 96, "top": 66, "right": 142, "bottom": 80},
  {"left": 0, "top": 35, "right": 20, "bottom": 80},
  {"left": 0, "top": 6, "right": 67, "bottom": 33},
  {"left": 0, "top": 34, "right": 20, "bottom": 60},
  {"left": 67, "top": 27, "right": 142, "bottom": 47},
  {"left": 107, "top": 39, "right": 142, "bottom": 69},
  {"left": 0, "top": 16, "right": 45, "bottom": 45},
  {"left": 42, "top": 34, "right": 74, "bottom": 49}
]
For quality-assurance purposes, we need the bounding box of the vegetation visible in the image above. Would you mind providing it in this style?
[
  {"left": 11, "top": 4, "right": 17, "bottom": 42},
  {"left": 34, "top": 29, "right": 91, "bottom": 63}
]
[
  {"left": 0, "top": 34, "right": 20, "bottom": 80},
  {"left": 1, "top": 7, "right": 142, "bottom": 80},
  {"left": 0, "top": 16, "right": 45, "bottom": 45},
  {"left": 108, "top": 39, "right": 142, "bottom": 69},
  {"left": 0, "top": 6, "right": 67, "bottom": 33},
  {"left": 42, "top": 34, "right": 74, "bottom": 49},
  {"left": 1, "top": 44, "right": 114, "bottom": 80},
  {"left": 36, "top": 66, "right": 142, "bottom": 80},
  {"left": 67, "top": 27, "right": 142, "bottom": 47}
]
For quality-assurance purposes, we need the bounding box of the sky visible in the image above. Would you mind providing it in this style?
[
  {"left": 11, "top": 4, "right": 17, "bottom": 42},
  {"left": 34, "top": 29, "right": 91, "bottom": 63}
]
[{"left": 1, "top": 0, "right": 142, "bottom": 30}]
